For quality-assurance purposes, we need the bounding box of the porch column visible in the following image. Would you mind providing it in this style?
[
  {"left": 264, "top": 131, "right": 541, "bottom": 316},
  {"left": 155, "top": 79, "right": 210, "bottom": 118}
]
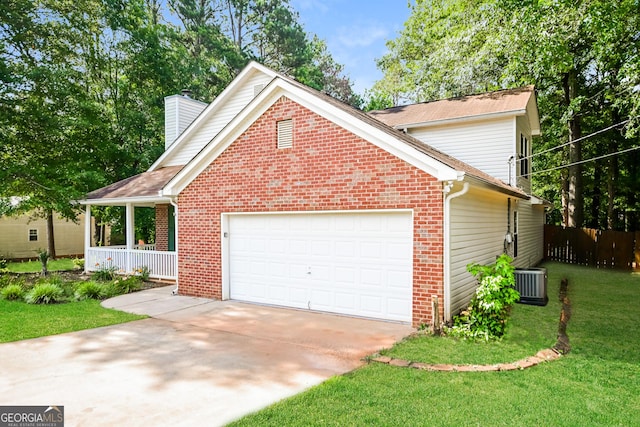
[
  {"left": 84, "top": 204, "right": 91, "bottom": 274},
  {"left": 155, "top": 204, "right": 170, "bottom": 251},
  {"left": 125, "top": 203, "right": 134, "bottom": 273}
]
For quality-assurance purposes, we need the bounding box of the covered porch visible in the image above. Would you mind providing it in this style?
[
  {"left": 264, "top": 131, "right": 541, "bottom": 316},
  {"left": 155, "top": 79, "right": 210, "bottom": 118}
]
[{"left": 81, "top": 166, "right": 183, "bottom": 281}]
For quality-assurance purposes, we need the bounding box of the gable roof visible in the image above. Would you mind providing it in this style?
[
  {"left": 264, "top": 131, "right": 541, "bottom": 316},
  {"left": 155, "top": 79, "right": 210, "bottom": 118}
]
[
  {"left": 162, "top": 67, "right": 527, "bottom": 199},
  {"left": 369, "top": 86, "right": 540, "bottom": 135},
  {"left": 83, "top": 62, "right": 531, "bottom": 204}
]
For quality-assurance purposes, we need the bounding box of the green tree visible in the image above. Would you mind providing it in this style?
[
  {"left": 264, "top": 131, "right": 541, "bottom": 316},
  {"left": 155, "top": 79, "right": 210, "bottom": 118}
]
[{"left": 375, "top": 0, "right": 640, "bottom": 230}]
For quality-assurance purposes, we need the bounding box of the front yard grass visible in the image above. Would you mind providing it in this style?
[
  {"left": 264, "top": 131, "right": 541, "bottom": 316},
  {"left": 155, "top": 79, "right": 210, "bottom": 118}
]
[
  {"left": 6, "top": 258, "right": 77, "bottom": 273},
  {"left": 229, "top": 262, "right": 640, "bottom": 426},
  {"left": 0, "top": 299, "right": 145, "bottom": 343}
]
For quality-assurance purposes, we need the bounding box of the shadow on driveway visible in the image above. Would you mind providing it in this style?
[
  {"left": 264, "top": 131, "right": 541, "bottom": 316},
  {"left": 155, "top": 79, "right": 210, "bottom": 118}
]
[{"left": 1, "top": 287, "right": 412, "bottom": 426}]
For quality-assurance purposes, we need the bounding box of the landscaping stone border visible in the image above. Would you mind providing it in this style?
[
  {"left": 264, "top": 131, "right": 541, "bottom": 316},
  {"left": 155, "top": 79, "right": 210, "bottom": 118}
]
[{"left": 371, "top": 348, "right": 561, "bottom": 372}]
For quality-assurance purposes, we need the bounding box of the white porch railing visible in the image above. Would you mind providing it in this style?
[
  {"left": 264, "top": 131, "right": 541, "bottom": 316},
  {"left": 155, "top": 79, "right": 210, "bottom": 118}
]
[
  {"left": 108, "top": 244, "right": 157, "bottom": 251},
  {"left": 86, "top": 247, "right": 177, "bottom": 280}
]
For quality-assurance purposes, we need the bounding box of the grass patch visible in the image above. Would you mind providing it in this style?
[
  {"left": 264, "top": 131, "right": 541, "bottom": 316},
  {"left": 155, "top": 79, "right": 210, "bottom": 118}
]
[
  {"left": 6, "top": 258, "right": 77, "bottom": 273},
  {"left": 229, "top": 262, "right": 640, "bottom": 426},
  {"left": 0, "top": 299, "right": 146, "bottom": 343}
]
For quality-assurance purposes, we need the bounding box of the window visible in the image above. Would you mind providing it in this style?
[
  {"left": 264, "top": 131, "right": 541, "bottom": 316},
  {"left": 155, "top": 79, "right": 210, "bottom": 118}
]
[
  {"left": 519, "top": 134, "right": 529, "bottom": 179},
  {"left": 29, "top": 229, "right": 38, "bottom": 242},
  {"left": 277, "top": 119, "right": 293, "bottom": 149},
  {"left": 513, "top": 211, "right": 519, "bottom": 257}
]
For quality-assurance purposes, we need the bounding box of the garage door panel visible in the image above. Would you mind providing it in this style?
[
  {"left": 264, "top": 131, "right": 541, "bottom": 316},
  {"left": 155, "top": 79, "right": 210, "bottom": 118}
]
[
  {"left": 229, "top": 212, "right": 412, "bottom": 322},
  {"left": 388, "top": 270, "right": 411, "bottom": 288}
]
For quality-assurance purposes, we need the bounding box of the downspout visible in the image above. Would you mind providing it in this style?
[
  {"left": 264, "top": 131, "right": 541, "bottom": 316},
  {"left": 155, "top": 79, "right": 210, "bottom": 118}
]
[
  {"left": 169, "top": 197, "right": 179, "bottom": 295},
  {"left": 443, "top": 180, "right": 470, "bottom": 322}
]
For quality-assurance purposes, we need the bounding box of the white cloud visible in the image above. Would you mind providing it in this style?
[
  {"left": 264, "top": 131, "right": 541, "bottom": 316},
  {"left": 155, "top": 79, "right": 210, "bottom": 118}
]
[{"left": 336, "top": 23, "right": 389, "bottom": 48}]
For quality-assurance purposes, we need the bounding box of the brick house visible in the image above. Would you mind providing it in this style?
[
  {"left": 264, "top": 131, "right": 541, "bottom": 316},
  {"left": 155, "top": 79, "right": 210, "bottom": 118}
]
[{"left": 83, "top": 62, "right": 547, "bottom": 326}]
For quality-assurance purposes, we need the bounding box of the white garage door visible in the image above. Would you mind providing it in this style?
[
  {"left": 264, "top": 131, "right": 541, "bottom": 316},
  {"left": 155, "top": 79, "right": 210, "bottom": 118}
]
[{"left": 228, "top": 211, "right": 413, "bottom": 322}]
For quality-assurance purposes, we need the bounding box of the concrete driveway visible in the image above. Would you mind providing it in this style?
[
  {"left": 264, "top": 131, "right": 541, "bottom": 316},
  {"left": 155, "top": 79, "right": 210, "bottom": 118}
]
[{"left": 0, "top": 286, "right": 413, "bottom": 426}]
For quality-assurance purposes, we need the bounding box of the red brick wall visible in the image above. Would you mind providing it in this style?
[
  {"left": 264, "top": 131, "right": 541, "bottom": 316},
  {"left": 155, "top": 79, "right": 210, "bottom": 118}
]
[
  {"left": 155, "top": 204, "right": 169, "bottom": 252},
  {"left": 178, "top": 96, "right": 444, "bottom": 326}
]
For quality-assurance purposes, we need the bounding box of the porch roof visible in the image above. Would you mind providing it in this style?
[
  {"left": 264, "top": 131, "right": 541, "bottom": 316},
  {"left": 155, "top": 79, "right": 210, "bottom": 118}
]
[{"left": 83, "top": 166, "right": 183, "bottom": 205}]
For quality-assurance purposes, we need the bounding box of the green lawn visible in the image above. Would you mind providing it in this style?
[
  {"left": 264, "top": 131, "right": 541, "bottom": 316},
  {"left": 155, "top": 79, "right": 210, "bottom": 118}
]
[
  {"left": 0, "top": 299, "right": 146, "bottom": 343},
  {"left": 6, "top": 258, "right": 77, "bottom": 273},
  {"left": 229, "top": 262, "right": 640, "bottom": 426}
]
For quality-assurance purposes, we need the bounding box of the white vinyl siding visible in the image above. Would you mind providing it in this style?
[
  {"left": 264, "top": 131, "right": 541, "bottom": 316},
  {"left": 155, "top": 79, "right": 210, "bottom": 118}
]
[
  {"left": 448, "top": 187, "right": 546, "bottom": 316},
  {"left": 408, "top": 117, "right": 515, "bottom": 183},
  {"left": 516, "top": 115, "right": 532, "bottom": 194},
  {"left": 164, "top": 95, "right": 208, "bottom": 150},
  {"left": 449, "top": 186, "right": 510, "bottom": 316},
  {"left": 163, "top": 72, "right": 274, "bottom": 167},
  {"left": 512, "top": 199, "right": 545, "bottom": 268}
]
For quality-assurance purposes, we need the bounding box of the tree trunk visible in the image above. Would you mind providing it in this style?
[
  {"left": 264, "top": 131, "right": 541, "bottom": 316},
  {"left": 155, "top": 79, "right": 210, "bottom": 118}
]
[
  {"left": 590, "top": 163, "right": 602, "bottom": 228},
  {"left": 607, "top": 140, "right": 618, "bottom": 230},
  {"left": 46, "top": 209, "right": 56, "bottom": 259},
  {"left": 563, "top": 70, "right": 583, "bottom": 228},
  {"left": 561, "top": 171, "right": 569, "bottom": 227}
]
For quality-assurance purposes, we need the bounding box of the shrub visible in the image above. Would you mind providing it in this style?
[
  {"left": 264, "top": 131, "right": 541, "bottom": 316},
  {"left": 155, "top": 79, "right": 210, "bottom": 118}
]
[
  {"left": 0, "top": 274, "right": 16, "bottom": 288},
  {"left": 0, "top": 284, "right": 24, "bottom": 301},
  {"left": 36, "top": 249, "right": 49, "bottom": 276},
  {"left": 448, "top": 254, "right": 520, "bottom": 341},
  {"left": 25, "top": 283, "right": 65, "bottom": 304},
  {"left": 109, "top": 276, "right": 142, "bottom": 295},
  {"left": 134, "top": 265, "right": 151, "bottom": 281},
  {"left": 72, "top": 258, "right": 85, "bottom": 271},
  {"left": 92, "top": 263, "right": 119, "bottom": 281},
  {"left": 74, "top": 281, "right": 107, "bottom": 300}
]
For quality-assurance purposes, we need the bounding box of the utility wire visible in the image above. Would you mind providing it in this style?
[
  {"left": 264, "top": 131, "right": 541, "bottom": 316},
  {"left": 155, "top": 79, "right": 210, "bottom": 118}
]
[
  {"left": 526, "top": 145, "right": 640, "bottom": 176},
  {"left": 525, "top": 117, "right": 635, "bottom": 160}
]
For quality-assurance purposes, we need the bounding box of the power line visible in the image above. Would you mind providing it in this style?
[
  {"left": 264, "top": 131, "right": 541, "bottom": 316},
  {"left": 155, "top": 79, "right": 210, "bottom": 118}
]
[
  {"left": 527, "top": 145, "right": 640, "bottom": 176},
  {"left": 526, "top": 117, "right": 635, "bottom": 160}
]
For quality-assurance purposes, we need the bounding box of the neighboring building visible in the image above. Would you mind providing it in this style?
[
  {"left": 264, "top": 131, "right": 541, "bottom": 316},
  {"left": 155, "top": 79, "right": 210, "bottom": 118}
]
[
  {"left": 0, "top": 211, "right": 85, "bottom": 260},
  {"left": 82, "top": 62, "right": 548, "bottom": 326}
]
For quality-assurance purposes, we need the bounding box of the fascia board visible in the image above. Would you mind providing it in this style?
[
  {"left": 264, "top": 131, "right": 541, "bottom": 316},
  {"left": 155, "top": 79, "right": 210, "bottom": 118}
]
[
  {"left": 526, "top": 93, "right": 541, "bottom": 136},
  {"left": 163, "top": 78, "right": 461, "bottom": 196},
  {"left": 149, "top": 62, "right": 277, "bottom": 172},
  {"left": 398, "top": 110, "right": 526, "bottom": 131},
  {"left": 79, "top": 196, "right": 172, "bottom": 206},
  {"left": 464, "top": 175, "right": 529, "bottom": 200}
]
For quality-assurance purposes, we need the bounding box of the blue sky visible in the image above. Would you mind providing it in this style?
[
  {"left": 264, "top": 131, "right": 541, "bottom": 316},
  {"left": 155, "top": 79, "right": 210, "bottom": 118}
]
[{"left": 290, "top": 0, "right": 412, "bottom": 95}]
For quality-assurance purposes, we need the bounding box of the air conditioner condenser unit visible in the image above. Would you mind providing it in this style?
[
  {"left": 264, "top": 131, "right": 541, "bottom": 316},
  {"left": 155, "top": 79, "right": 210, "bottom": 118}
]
[{"left": 514, "top": 267, "right": 548, "bottom": 306}]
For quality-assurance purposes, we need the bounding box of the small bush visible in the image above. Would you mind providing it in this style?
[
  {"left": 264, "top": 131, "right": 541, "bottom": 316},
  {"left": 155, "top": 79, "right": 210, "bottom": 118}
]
[
  {"left": 0, "top": 274, "right": 16, "bottom": 288},
  {"left": 109, "top": 276, "right": 142, "bottom": 296},
  {"left": 72, "top": 258, "right": 85, "bottom": 271},
  {"left": 74, "top": 281, "right": 107, "bottom": 300},
  {"left": 448, "top": 254, "right": 520, "bottom": 340},
  {"left": 92, "top": 263, "right": 119, "bottom": 281},
  {"left": 134, "top": 265, "right": 151, "bottom": 281},
  {"left": 0, "top": 284, "right": 24, "bottom": 301},
  {"left": 25, "top": 283, "right": 65, "bottom": 304}
]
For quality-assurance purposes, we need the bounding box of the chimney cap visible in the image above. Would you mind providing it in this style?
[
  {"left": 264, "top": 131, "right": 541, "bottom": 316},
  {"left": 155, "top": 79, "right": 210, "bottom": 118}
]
[{"left": 181, "top": 89, "right": 192, "bottom": 98}]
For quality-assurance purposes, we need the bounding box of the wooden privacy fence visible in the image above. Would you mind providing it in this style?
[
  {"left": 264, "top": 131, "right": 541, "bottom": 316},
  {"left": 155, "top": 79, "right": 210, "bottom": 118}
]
[{"left": 544, "top": 224, "right": 640, "bottom": 270}]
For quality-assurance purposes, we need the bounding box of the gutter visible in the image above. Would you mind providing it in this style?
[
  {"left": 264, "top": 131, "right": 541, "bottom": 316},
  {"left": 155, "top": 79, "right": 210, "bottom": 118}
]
[
  {"left": 169, "top": 197, "right": 179, "bottom": 295},
  {"left": 443, "top": 180, "right": 470, "bottom": 322}
]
